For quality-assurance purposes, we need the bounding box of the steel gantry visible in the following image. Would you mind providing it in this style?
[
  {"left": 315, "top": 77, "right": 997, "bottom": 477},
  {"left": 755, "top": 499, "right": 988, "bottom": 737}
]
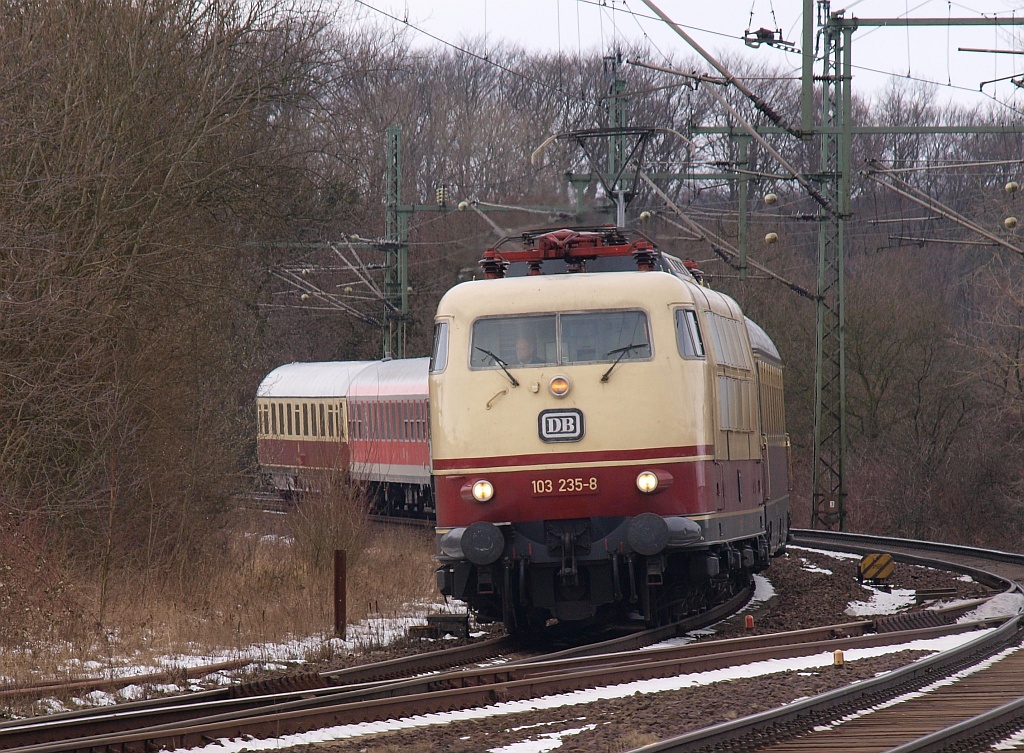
[
  {"left": 638, "top": 0, "right": 1024, "bottom": 531},
  {"left": 811, "top": 4, "right": 853, "bottom": 530}
]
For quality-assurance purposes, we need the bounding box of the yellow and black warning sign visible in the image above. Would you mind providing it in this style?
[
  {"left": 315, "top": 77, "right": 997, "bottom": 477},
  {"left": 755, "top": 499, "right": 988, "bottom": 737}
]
[{"left": 858, "top": 552, "right": 894, "bottom": 582}]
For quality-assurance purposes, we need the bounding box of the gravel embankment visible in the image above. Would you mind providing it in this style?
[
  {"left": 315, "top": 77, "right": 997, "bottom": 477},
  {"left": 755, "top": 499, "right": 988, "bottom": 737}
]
[{"left": 311, "top": 547, "right": 993, "bottom": 753}]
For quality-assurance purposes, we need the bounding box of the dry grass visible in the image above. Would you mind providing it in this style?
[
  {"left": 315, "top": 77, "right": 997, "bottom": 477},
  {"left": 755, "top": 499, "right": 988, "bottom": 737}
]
[{"left": 0, "top": 481, "right": 441, "bottom": 690}]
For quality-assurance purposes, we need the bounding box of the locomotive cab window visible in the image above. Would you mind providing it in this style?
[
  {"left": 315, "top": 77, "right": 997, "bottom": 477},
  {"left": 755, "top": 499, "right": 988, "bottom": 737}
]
[
  {"left": 470, "top": 311, "right": 650, "bottom": 368},
  {"left": 674, "top": 309, "right": 705, "bottom": 358},
  {"left": 430, "top": 321, "right": 450, "bottom": 373},
  {"left": 471, "top": 315, "right": 557, "bottom": 367}
]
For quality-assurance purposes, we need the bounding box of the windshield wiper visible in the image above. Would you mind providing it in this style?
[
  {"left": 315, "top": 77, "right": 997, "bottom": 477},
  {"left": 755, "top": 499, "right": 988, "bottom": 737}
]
[
  {"left": 475, "top": 347, "right": 520, "bottom": 387},
  {"left": 601, "top": 342, "right": 648, "bottom": 382}
]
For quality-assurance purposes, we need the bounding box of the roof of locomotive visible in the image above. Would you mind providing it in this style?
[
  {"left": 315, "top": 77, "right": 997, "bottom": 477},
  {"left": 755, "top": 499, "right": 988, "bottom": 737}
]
[
  {"left": 435, "top": 269, "right": 743, "bottom": 320},
  {"left": 347, "top": 357, "right": 429, "bottom": 398},
  {"left": 745, "top": 318, "right": 782, "bottom": 363},
  {"left": 257, "top": 361, "right": 375, "bottom": 399}
]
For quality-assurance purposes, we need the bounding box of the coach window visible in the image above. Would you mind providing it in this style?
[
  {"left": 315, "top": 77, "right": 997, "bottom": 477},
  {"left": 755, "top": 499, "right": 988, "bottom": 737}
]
[
  {"left": 430, "top": 321, "right": 449, "bottom": 373},
  {"left": 270, "top": 403, "right": 278, "bottom": 435},
  {"left": 675, "top": 309, "right": 706, "bottom": 358},
  {"left": 348, "top": 403, "right": 359, "bottom": 440}
]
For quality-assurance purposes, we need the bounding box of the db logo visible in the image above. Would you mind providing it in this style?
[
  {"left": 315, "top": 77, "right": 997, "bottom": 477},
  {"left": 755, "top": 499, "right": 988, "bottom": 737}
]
[{"left": 538, "top": 409, "right": 585, "bottom": 442}]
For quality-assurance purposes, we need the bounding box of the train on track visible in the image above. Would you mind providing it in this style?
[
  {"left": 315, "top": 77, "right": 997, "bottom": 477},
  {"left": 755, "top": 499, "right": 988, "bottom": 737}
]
[
  {"left": 256, "top": 357, "right": 432, "bottom": 519},
  {"left": 256, "top": 225, "right": 790, "bottom": 633},
  {"left": 430, "top": 226, "right": 790, "bottom": 633}
]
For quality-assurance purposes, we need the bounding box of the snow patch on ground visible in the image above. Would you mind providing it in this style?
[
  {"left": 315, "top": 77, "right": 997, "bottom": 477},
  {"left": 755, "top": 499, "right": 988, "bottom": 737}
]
[
  {"left": 845, "top": 586, "right": 917, "bottom": 616},
  {"left": 168, "top": 630, "right": 992, "bottom": 753}
]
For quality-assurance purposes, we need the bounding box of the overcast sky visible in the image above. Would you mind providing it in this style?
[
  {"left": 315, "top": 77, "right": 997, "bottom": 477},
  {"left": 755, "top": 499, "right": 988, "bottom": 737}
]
[{"left": 352, "top": 0, "right": 1024, "bottom": 111}]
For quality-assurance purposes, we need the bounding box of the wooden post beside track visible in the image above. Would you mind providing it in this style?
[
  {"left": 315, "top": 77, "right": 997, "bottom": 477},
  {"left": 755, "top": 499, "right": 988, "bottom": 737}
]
[{"left": 334, "top": 549, "right": 347, "bottom": 639}]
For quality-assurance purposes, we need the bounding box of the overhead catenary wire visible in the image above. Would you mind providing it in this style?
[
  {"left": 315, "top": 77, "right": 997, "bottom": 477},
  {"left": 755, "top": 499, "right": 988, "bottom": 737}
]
[
  {"left": 864, "top": 159, "right": 1024, "bottom": 257},
  {"left": 268, "top": 269, "right": 384, "bottom": 327},
  {"left": 868, "top": 158, "right": 1024, "bottom": 174},
  {"left": 635, "top": 0, "right": 800, "bottom": 138},
  {"left": 639, "top": 170, "right": 816, "bottom": 300},
  {"left": 349, "top": 0, "right": 598, "bottom": 107},
  {"left": 630, "top": 58, "right": 841, "bottom": 218}
]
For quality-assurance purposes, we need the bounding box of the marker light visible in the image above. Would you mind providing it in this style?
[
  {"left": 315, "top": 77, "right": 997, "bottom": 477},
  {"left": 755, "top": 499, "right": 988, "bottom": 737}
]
[
  {"left": 636, "top": 471, "right": 660, "bottom": 494},
  {"left": 549, "top": 376, "right": 571, "bottom": 397},
  {"left": 471, "top": 479, "right": 495, "bottom": 502}
]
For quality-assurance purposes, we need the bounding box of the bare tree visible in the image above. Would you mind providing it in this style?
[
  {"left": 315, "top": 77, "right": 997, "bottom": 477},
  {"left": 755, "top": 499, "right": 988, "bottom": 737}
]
[{"left": 0, "top": 0, "right": 344, "bottom": 579}]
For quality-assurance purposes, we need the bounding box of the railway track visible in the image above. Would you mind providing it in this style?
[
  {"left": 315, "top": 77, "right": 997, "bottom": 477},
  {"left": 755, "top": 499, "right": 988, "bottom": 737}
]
[
  {"left": 3, "top": 532, "right": 1016, "bottom": 753},
  {"left": 0, "top": 615, "right": 996, "bottom": 752},
  {"left": 629, "top": 529, "right": 1024, "bottom": 753},
  {"left": 0, "top": 587, "right": 752, "bottom": 752},
  {"left": 0, "top": 570, "right": 1003, "bottom": 753}
]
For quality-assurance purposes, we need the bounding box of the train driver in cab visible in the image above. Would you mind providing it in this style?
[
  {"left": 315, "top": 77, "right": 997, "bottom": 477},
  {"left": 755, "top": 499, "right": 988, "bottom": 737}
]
[{"left": 514, "top": 334, "right": 541, "bottom": 365}]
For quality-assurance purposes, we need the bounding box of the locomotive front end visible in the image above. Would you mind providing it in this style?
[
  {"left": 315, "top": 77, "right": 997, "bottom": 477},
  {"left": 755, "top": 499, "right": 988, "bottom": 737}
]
[{"left": 429, "top": 228, "right": 788, "bottom": 634}]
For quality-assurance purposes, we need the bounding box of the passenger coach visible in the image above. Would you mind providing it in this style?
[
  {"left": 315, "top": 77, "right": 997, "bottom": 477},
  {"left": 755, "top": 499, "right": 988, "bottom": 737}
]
[
  {"left": 257, "top": 361, "right": 373, "bottom": 497},
  {"left": 256, "top": 358, "right": 431, "bottom": 517}
]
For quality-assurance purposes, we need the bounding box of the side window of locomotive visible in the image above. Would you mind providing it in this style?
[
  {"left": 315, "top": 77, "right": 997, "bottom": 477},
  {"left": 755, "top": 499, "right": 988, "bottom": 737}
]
[
  {"left": 470, "top": 315, "right": 557, "bottom": 367},
  {"left": 561, "top": 311, "right": 651, "bottom": 363},
  {"left": 430, "top": 321, "right": 449, "bottom": 373},
  {"left": 674, "top": 309, "right": 705, "bottom": 358}
]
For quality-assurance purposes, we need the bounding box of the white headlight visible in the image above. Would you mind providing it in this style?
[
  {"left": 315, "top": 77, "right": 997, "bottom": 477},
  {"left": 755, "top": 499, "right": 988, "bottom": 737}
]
[
  {"left": 636, "top": 471, "right": 659, "bottom": 494},
  {"left": 472, "top": 480, "right": 494, "bottom": 502}
]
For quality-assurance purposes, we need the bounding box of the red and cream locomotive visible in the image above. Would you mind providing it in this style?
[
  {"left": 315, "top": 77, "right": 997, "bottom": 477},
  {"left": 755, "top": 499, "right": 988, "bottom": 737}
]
[{"left": 429, "top": 227, "right": 790, "bottom": 632}]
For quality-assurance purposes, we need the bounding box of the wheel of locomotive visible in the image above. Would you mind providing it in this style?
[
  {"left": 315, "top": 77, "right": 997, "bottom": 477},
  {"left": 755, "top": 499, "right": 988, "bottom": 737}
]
[
  {"left": 504, "top": 605, "right": 548, "bottom": 640},
  {"left": 635, "top": 552, "right": 696, "bottom": 627}
]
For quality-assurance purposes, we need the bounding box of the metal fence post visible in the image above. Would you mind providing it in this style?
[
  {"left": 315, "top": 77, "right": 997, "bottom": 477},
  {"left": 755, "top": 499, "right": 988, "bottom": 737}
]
[{"left": 334, "top": 549, "right": 347, "bottom": 639}]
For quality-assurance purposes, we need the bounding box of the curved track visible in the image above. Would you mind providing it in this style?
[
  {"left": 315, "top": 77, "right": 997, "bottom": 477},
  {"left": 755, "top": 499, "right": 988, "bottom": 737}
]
[
  {"left": 629, "top": 529, "right": 1024, "bottom": 753},
  {"left": 4, "top": 532, "right": 1017, "bottom": 753},
  {"left": 0, "top": 587, "right": 756, "bottom": 752}
]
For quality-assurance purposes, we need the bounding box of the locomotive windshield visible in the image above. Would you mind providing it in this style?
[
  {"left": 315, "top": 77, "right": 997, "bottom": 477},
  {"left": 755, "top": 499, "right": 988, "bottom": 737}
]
[{"left": 470, "top": 311, "right": 651, "bottom": 368}]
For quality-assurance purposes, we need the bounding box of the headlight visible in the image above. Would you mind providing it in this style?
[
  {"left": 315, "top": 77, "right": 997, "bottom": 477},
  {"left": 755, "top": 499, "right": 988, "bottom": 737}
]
[
  {"left": 549, "top": 376, "right": 571, "bottom": 397},
  {"left": 636, "top": 471, "right": 659, "bottom": 493},
  {"left": 471, "top": 479, "right": 494, "bottom": 502}
]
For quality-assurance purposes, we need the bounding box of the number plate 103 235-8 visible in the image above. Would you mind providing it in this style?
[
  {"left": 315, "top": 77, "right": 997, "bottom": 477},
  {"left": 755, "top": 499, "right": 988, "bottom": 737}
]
[{"left": 531, "top": 477, "right": 599, "bottom": 496}]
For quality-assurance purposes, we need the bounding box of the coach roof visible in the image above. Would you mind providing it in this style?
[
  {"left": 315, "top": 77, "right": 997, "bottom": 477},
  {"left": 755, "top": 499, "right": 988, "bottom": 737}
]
[
  {"left": 347, "top": 357, "right": 429, "bottom": 397},
  {"left": 257, "top": 361, "right": 375, "bottom": 399}
]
